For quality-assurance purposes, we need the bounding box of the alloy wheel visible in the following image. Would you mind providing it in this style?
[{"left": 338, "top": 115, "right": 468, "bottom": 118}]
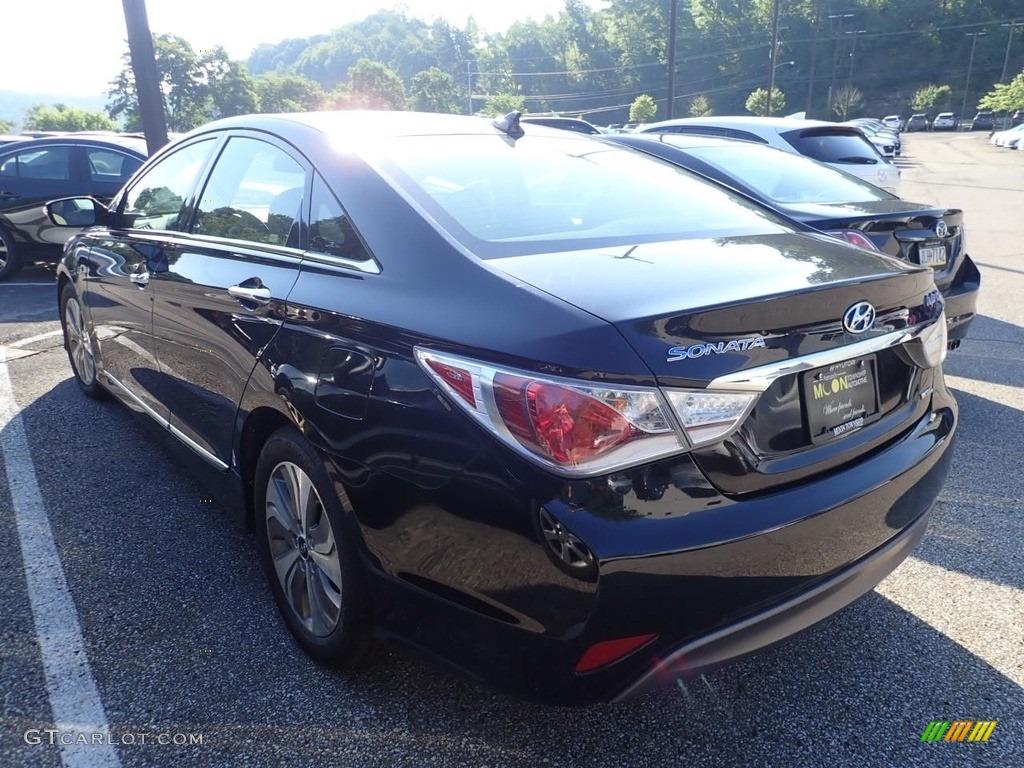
[
  {"left": 264, "top": 461, "right": 343, "bottom": 637},
  {"left": 63, "top": 295, "right": 96, "bottom": 386}
]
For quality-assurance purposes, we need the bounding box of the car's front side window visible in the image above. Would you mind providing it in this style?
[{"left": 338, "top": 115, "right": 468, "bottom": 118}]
[
  {"left": 191, "top": 137, "right": 307, "bottom": 247},
  {"left": 0, "top": 146, "right": 72, "bottom": 180},
  {"left": 122, "top": 138, "right": 217, "bottom": 231}
]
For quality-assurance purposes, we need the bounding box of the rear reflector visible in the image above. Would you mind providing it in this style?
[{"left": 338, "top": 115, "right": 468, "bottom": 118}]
[
  {"left": 425, "top": 359, "right": 476, "bottom": 406},
  {"left": 575, "top": 633, "right": 658, "bottom": 674}
]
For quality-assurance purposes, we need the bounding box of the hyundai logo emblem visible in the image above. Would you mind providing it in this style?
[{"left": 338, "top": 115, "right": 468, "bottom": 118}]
[
  {"left": 934, "top": 219, "right": 949, "bottom": 238},
  {"left": 843, "top": 301, "right": 876, "bottom": 334}
]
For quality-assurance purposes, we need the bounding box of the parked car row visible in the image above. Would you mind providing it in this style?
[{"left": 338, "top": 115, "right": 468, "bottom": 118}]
[
  {"left": 902, "top": 109, "right": 1019, "bottom": 132},
  {"left": 37, "top": 109, "right": 963, "bottom": 705}
]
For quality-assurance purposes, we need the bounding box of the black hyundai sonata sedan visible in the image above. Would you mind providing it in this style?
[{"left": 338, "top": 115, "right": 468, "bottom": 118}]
[{"left": 48, "top": 111, "right": 956, "bottom": 705}]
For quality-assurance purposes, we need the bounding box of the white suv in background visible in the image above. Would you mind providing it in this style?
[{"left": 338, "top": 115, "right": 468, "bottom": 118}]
[
  {"left": 932, "top": 113, "right": 959, "bottom": 131},
  {"left": 638, "top": 116, "right": 901, "bottom": 195}
]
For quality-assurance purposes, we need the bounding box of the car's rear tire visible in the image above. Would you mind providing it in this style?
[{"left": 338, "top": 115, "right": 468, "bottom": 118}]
[
  {"left": 0, "top": 227, "right": 22, "bottom": 281},
  {"left": 60, "top": 284, "right": 106, "bottom": 399},
  {"left": 254, "top": 428, "right": 371, "bottom": 667}
]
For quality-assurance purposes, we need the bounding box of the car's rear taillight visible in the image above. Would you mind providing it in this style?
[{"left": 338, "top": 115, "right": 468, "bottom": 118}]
[
  {"left": 826, "top": 229, "right": 879, "bottom": 250},
  {"left": 415, "top": 348, "right": 758, "bottom": 477}
]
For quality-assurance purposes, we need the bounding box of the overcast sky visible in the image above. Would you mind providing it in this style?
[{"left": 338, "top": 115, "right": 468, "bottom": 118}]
[{"left": 0, "top": 0, "right": 605, "bottom": 97}]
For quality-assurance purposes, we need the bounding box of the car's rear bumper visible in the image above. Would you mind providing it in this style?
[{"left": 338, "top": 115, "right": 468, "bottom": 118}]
[
  {"left": 613, "top": 502, "right": 931, "bottom": 701},
  {"left": 942, "top": 254, "right": 981, "bottom": 343},
  {"left": 364, "top": 383, "right": 956, "bottom": 705}
]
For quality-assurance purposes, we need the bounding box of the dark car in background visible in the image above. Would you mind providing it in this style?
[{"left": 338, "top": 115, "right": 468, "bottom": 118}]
[
  {"left": 608, "top": 132, "right": 979, "bottom": 346},
  {"left": 48, "top": 111, "right": 955, "bottom": 705},
  {"left": 638, "top": 116, "right": 900, "bottom": 194},
  {"left": 519, "top": 115, "right": 602, "bottom": 134},
  {"left": 0, "top": 134, "right": 146, "bottom": 279},
  {"left": 906, "top": 113, "right": 929, "bottom": 132},
  {"left": 971, "top": 111, "right": 995, "bottom": 131}
]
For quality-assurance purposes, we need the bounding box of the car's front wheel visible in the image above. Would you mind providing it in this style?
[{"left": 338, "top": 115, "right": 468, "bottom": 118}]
[
  {"left": 0, "top": 227, "right": 22, "bottom": 281},
  {"left": 60, "top": 284, "right": 105, "bottom": 399},
  {"left": 254, "top": 428, "right": 371, "bottom": 667}
]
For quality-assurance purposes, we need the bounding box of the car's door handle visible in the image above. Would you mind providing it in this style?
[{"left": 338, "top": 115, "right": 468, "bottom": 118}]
[
  {"left": 130, "top": 271, "right": 150, "bottom": 287},
  {"left": 228, "top": 284, "right": 271, "bottom": 305}
]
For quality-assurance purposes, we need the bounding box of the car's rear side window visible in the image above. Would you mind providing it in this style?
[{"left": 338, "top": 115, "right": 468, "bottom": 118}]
[
  {"left": 372, "top": 134, "right": 792, "bottom": 258},
  {"left": 87, "top": 149, "right": 143, "bottom": 184},
  {"left": 781, "top": 129, "right": 879, "bottom": 165},
  {"left": 309, "top": 173, "right": 373, "bottom": 263}
]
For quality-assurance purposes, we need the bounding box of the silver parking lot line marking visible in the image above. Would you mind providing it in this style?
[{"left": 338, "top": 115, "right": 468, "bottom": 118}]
[
  {"left": 10, "top": 328, "right": 64, "bottom": 348},
  {"left": 0, "top": 346, "right": 121, "bottom": 768}
]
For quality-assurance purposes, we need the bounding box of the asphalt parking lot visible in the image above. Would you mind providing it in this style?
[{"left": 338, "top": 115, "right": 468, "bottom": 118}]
[{"left": 0, "top": 131, "right": 1021, "bottom": 768}]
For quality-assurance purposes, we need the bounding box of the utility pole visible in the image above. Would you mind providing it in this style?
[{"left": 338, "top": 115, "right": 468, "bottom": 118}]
[
  {"left": 466, "top": 60, "right": 474, "bottom": 115},
  {"left": 826, "top": 13, "right": 854, "bottom": 118},
  {"left": 765, "top": 0, "right": 782, "bottom": 116},
  {"left": 666, "top": 0, "right": 679, "bottom": 119},
  {"left": 960, "top": 31, "right": 986, "bottom": 123},
  {"left": 806, "top": 0, "right": 821, "bottom": 117},
  {"left": 121, "top": 0, "right": 168, "bottom": 155},
  {"left": 846, "top": 30, "right": 866, "bottom": 89},
  {"left": 1000, "top": 20, "right": 1022, "bottom": 83}
]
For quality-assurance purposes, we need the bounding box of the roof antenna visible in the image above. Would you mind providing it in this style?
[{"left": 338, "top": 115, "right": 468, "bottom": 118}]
[{"left": 491, "top": 110, "right": 524, "bottom": 139}]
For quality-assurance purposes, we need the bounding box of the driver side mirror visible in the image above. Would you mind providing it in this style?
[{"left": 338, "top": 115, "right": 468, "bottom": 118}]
[{"left": 45, "top": 197, "right": 105, "bottom": 228}]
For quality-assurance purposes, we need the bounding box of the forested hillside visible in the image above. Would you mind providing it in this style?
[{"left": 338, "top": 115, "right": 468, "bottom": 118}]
[{"left": 245, "top": 0, "right": 1024, "bottom": 123}]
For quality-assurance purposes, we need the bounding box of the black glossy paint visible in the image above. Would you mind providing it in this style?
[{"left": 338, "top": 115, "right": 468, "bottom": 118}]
[{"left": 53, "top": 112, "right": 957, "bottom": 705}]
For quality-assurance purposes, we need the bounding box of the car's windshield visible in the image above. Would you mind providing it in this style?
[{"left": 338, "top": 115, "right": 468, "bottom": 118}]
[
  {"left": 675, "top": 140, "right": 894, "bottom": 205},
  {"left": 368, "top": 134, "right": 793, "bottom": 259}
]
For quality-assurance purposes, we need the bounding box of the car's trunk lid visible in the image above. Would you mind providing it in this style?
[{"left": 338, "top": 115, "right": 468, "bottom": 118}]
[{"left": 492, "top": 232, "right": 941, "bottom": 494}]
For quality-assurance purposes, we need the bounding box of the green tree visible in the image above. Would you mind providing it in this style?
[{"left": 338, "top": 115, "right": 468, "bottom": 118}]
[
  {"left": 203, "top": 47, "right": 260, "bottom": 118},
  {"left": 746, "top": 88, "right": 786, "bottom": 117},
  {"left": 912, "top": 84, "right": 953, "bottom": 114},
  {"left": 24, "top": 104, "right": 117, "bottom": 132},
  {"left": 410, "top": 67, "right": 461, "bottom": 113},
  {"left": 629, "top": 94, "right": 657, "bottom": 123},
  {"left": 254, "top": 74, "right": 324, "bottom": 113},
  {"left": 978, "top": 73, "right": 1024, "bottom": 113},
  {"left": 346, "top": 59, "right": 407, "bottom": 110},
  {"left": 830, "top": 86, "right": 864, "bottom": 120},
  {"left": 689, "top": 95, "right": 713, "bottom": 117},
  {"left": 483, "top": 92, "right": 526, "bottom": 117},
  {"left": 0, "top": 118, "right": 14, "bottom": 133},
  {"left": 109, "top": 34, "right": 210, "bottom": 131}
]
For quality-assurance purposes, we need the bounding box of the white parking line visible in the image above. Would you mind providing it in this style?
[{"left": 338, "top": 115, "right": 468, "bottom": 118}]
[
  {"left": 10, "top": 328, "right": 64, "bottom": 349},
  {"left": 0, "top": 346, "right": 120, "bottom": 768}
]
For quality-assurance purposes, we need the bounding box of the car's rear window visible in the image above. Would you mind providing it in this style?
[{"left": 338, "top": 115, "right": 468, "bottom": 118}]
[
  {"left": 780, "top": 128, "right": 880, "bottom": 165},
  {"left": 676, "top": 141, "right": 893, "bottom": 205},
  {"left": 367, "top": 134, "right": 792, "bottom": 258}
]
